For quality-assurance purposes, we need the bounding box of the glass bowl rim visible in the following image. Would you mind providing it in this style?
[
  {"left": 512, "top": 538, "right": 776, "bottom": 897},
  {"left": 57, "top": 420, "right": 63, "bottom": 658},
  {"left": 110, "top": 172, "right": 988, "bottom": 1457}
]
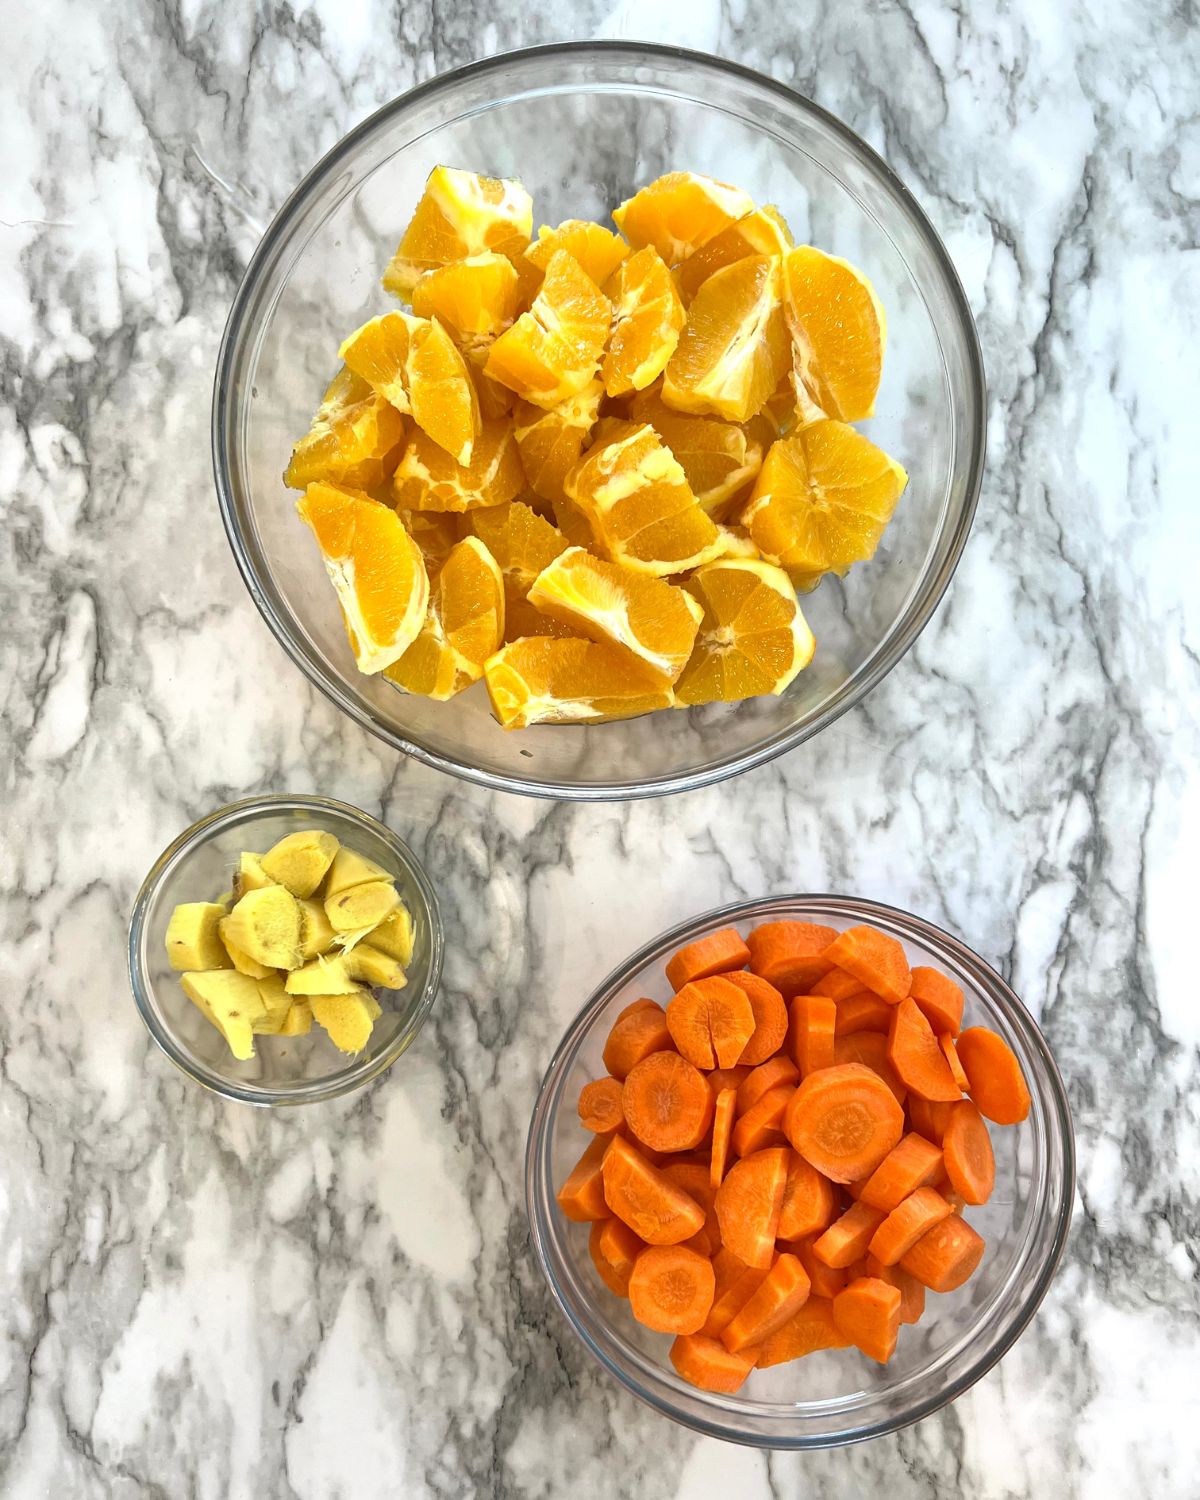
[
  {"left": 127, "top": 792, "right": 443, "bottom": 1106},
  {"left": 212, "top": 41, "right": 987, "bottom": 801},
  {"left": 524, "top": 892, "right": 1075, "bottom": 1448}
]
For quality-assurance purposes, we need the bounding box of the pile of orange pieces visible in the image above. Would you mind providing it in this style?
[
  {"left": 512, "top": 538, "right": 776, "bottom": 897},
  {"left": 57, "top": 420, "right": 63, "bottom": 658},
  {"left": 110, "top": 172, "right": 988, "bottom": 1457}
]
[
  {"left": 285, "top": 167, "right": 909, "bottom": 728},
  {"left": 557, "top": 919, "right": 1030, "bottom": 1392}
]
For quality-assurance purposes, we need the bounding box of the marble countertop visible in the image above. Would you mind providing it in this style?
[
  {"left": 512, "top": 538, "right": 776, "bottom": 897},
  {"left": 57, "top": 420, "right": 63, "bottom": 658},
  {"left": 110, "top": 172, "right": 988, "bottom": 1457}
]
[{"left": 4, "top": 2, "right": 1198, "bottom": 1496}]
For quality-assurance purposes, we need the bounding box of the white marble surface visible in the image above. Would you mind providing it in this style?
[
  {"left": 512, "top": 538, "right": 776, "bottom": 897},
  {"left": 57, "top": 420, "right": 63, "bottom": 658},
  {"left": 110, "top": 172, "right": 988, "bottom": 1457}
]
[{"left": 3, "top": 2, "right": 1199, "bottom": 1496}]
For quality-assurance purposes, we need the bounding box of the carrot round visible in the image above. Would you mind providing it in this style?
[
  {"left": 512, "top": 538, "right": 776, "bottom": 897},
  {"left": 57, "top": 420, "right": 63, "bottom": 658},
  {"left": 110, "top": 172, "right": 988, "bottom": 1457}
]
[
  {"left": 756, "top": 1295, "right": 848, "bottom": 1365},
  {"left": 746, "top": 921, "right": 837, "bottom": 997},
  {"left": 941, "top": 1100, "right": 995, "bottom": 1204},
  {"left": 722, "top": 1252, "right": 811, "bottom": 1353},
  {"left": 864, "top": 1254, "right": 926, "bottom": 1324},
  {"left": 660, "top": 1160, "right": 719, "bottom": 1255},
  {"left": 784, "top": 1062, "right": 904, "bottom": 1183},
  {"left": 811, "top": 967, "right": 870, "bottom": 1002},
  {"left": 887, "top": 997, "right": 962, "bottom": 1102},
  {"left": 589, "top": 1217, "right": 645, "bottom": 1296},
  {"left": 907, "top": 1095, "right": 955, "bottom": 1145},
  {"left": 777, "top": 1151, "right": 836, "bottom": 1240},
  {"left": 789, "top": 994, "right": 837, "bottom": 1077},
  {"left": 736, "top": 1055, "right": 799, "bottom": 1114},
  {"left": 556, "top": 1136, "right": 612, "bottom": 1222},
  {"left": 708, "top": 1064, "right": 752, "bottom": 1097},
  {"left": 622, "top": 1051, "right": 714, "bottom": 1153},
  {"left": 731, "top": 1084, "right": 794, "bottom": 1158},
  {"left": 701, "top": 1261, "right": 770, "bottom": 1338},
  {"left": 955, "top": 1026, "right": 1031, "bottom": 1124},
  {"left": 628, "top": 1245, "right": 716, "bottom": 1334},
  {"left": 821, "top": 925, "right": 911, "bottom": 1006},
  {"left": 834, "top": 991, "right": 893, "bottom": 1036},
  {"left": 867, "top": 1187, "right": 954, "bottom": 1266},
  {"left": 709, "top": 1086, "right": 738, "bottom": 1188},
  {"left": 602, "top": 1001, "right": 674, "bottom": 1080},
  {"left": 577, "top": 1076, "right": 625, "bottom": 1135},
  {"left": 832, "top": 1276, "right": 901, "bottom": 1363},
  {"left": 723, "top": 972, "right": 789, "bottom": 1065},
  {"left": 601, "top": 1135, "right": 706, "bottom": 1245},
  {"left": 940, "top": 1032, "right": 971, "bottom": 1092},
  {"left": 670, "top": 1332, "right": 758, "bottom": 1392},
  {"left": 667, "top": 975, "right": 756, "bottom": 1069},
  {"left": 858, "top": 1132, "right": 944, "bottom": 1212},
  {"left": 713, "top": 1145, "right": 789, "bottom": 1269},
  {"left": 788, "top": 1236, "right": 848, "bottom": 1299},
  {"left": 665, "top": 926, "right": 751, "bottom": 992},
  {"left": 834, "top": 1030, "right": 907, "bottom": 1106},
  {"left": 900, "top": 1212, "right": 985, "bottom": 1291},
  {"left": 812, "top": 1200, "right": 886, "bottom": 1269},
  {"left": 909, "top": 966, "right": 964, "bottom": 1035}
]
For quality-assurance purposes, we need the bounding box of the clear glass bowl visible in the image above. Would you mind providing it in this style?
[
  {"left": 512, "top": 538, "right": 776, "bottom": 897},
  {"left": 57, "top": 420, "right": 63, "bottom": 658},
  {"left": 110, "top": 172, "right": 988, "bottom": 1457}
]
[
  {"left": 213, "top": 43, "right": 985, "bottom": 800},
  {"left": 526, "top": 895, "right": 1073, "bottom": 1447},
  {"left": 128, "top": 795, "right": 442, "bottom": 1106}
]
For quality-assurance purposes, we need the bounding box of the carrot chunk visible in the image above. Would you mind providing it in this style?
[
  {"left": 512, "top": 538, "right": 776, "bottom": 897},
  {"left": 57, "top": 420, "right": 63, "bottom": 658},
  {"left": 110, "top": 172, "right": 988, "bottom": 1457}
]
[
  {"left": 810, "top": 967, "right": 870, "bottom": 1001},
  {"left": 907, "top": 1095, "right": 955, "bottom": 1145},
  {"left": 858, "top": 1132, "right": 944, "bottom": 1212},
  {"left": 812, "top": 1200, "right": 886, "bottom": 1268},
  {"left": 756, "top": 1296, "right": 848, "bottom": 1365},
  {"left": 821, "top": 925, "right": 911, "bottom": 1006},
  {"left": 863, "top": 1253, "right": 926, "bottom": 1324},
  {"left": 602, "top": 1001, "right": 673, "bottom": 1080},
  {"left": 629, "top": 1245, "right": 716, "bottom": 1334},
  {"left": 787, "top": 1235, "right": 848, "bottom": 1299},
  {"left": 746, "top": 920, "right": 837, "bottom": 997},
  {"left": 867, "top": 1187, "right": 954, "bottom": 1266},
  {"left": 909, "top": 966, "right": 964, "bottom": 1035},
  {"left": 601, "top": 1135, "right": 706, "bottom": 1245},
  {"left": 670, "top": 1333, "right": 758, "bottom": 1392},
  {"left": 941, "top": 1100, "right": 996, "bottom": 1204},
  {"left": 622, "top": 1051, "right": 714, "bottom": 1152},
  {"left": 667, "top": 975, "right": 756, "bottom": 1069},
  {"left": 789, "top": 994, "right": 837, "bottom": 1077},
  {"left": 722, "top": 1252, "right": 811, "bottom": 1352},
  {"left": 665, "top": 926, "right": 751, "bottom": 992},
  {"left": 577, "top": 1076, "right": 625, "bottom": 1135},
  {"left": 955, "top": 1026, "right": 1031, "bottom": 1124},
  {"left": 709, "top": 1086, "right": 738, "bottom": 1188},
  {"left": 556, "top": 1136, "right": 611, "bottom": 1222},
  {"left": 834, "top": 991, "right": 893, "bottom": 1036},
  {"left": 659, "top": 1160, "right": 719, "bottom": 1255},
  {"left": 899, "top": 1213, "right": 986, "bottom": 1291},
  {"left": 777, "top": 1150, "right": 837, "bottom": 1240},
  {"left": 887, "top": 997, "right": 962, "bottom": 1102},
  {"left": 701, "top": 1262, "right": 770, "bottom": 1338},
  {"left": 615, "top": 997, "right": 659, "bottom": 1023},
  {"left": 833, "top": 1031, "right": 907, "bottom": 1106},
  {"left": 736, "top": 1055, "right": 799, "bottom": 1114},
  {"left": 784, "top": 1062, "right": 904, "bottom": 1183},
  {"left": 714, "top": 1145, "right": 789, "bottom": 1269},
  {"left": 708, "top": 1064, "right": 752, "bottom": 1097},
  {"left": 731, "top": 1084, "right": 794, "bottom": 1157},
  {"left": 832, "top": 1276, "right": 901, "bottom": 1363},
  {"left": 723, "top": 971, "right": 789, "bottom": 1065},
  {"left": 589, "top": 1217, "right": 645, "bottom": 1296},
  {"left": 940, "top": 1032, "right": 971, "bottom": 1092}
]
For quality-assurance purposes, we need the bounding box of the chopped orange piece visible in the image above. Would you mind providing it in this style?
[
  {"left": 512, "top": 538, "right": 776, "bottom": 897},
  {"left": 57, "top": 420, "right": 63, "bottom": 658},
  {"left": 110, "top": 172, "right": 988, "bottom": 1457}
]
[
  {"left": 338, "top": 312, "right": 416, "bottom": 412},
  {"left": 410, "top": 252, "right": 520, "bottom": 347},
  {"left": 405, "top": 316, "right": 481, "bottom": 464},
  {"left": 483, "top": 637, "right": 674, "bottom": 729},
  {"left": 484, "top": 250, "right": 611, "bottom": 408},
  {"left": 284, "top": 374, "right": 405, "bottom": 493},
  {"left": 512, "top": 381, "right": 603, "bottom": 503},
  {"left": 468, "top": 499, "right": 571, "bottom": 642},
  {"left": 674, "top": 559, "right": 814, "bottom": 706},
  {"left": 613, "top": 171, "right": 754, "bottom": 264},
  {"left": 391, "top": 419, "right": 524, "bottom": 512},
  {"left": 676, "top": 205, "right": 793, "bottom": 301},
  {"left": 385, "top": 535, "right": 504, "bottom": 700},
  {"left": 783, "top": 245, "right": 886, "bottom": 423},
  {"left": 602, "top": 247, "right": 686, "bottom": 396},
  {"left": 525, "top": 218, "right": 630, "bottom": 287},
  {"left": 383, "top": 165, "right": 532, "bottom": 296},
  {"left": 629, "top": 387, "right": 764, "bottom": 519},
  {"left": 397, "top": 509, "right": 461, "bottom": 575}
]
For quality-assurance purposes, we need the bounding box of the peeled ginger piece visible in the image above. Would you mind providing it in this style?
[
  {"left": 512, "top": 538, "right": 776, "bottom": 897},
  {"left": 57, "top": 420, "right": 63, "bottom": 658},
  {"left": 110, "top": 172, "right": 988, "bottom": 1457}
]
[
  {"left": 280, "top": 1001, "right": 313, "bottom": 1037},
  {"left": 253, "top": 973, "right": 296, "bottom": 1035},
  {"left": 312, "top": 993, "right": 382, "bottom": 1054},
  {"left": 166, "top": 903, "right": 232, "bottom": 972},
  {"left": 261, "top": 829, "right": 340, "bottom": 898},
  {"left": 236, "top": 851, "right": 275, "bottom": 896},
  {"left": 285, "top": 956, "right": 364, "bottom": 996},
  {"left": 324, "top": 846, "right": 393, "bottom": 898},
  {"left": 181, "top": 971, "right": 266, "bottom": 1060},
  {"left": 362, "top": 906, "right": 415, "bottom": 966},
  {"left": 223, "top": 886, "right": 304, "bottom": 970},
  {"left": 298, "top": 898, "right": 336, "bottom": 961},
  {"left": 344, "top": 946, "right": 407, "bottom": 989},
  {"left": 219, "top": 917, "right": 276, "bottom": 979},
  {"left": 325, "top": 880, "right": 400, "bottom": 934}
]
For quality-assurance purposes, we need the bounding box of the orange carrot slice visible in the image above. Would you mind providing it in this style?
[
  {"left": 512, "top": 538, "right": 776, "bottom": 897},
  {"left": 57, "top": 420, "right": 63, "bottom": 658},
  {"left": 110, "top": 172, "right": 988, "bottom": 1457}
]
[
  {"left": 900, "top": 1213, "right": 985, "bottom": 1291},
  {"left": 602, "top": 1001, "right": 674, "bottom": 1080},
  {"left": 622, "top": 1051, "right": 715, "bottom": 1152},
  {"left": 955, "top": 1026, "right": 1031, "bottom": 1124},
  {"left": 834, "top": 1030, "right": 907, "bottom": 1106},
  {"left": 723, "top": 972, "right": 789, "bottom": 1065},
  {"left": 940, "top": 1033, "right": 971, "bottom": 1092},
  {"left": 615, "top": 997, "right": 659, "bottom": 1023},
  {"left": 556, "top": 1136, "right": 612, "bottom": 1221},
  {"left": 858, "top": 1132, "right": 944, "bottom": 1212},
  {"left": 834, "top": 991, "right": 893, "bottom": 1036},
  {"left": 714, "top": 1145, "right": 789, "bottom": 1268},
  {"left": 731, "top": 1084, "right": 794, "bottom": 1157},
  {"left": 670, "top": 1332, "right": 758, "bottom": 1392},
  {"left": 788, "top": 1235, "right": 848, "bottom": 1299},
  {"left": 665, "top": 926, "right": 751, "bottom": 991},
  {"left": 577, "top": 1076, "right": 625, "bottom": 1135},
  {"left": 863, "top": 1254, "right": 925, "bottom": 1324},
  {"left": 941, "top": 1100, "right": 995, "bottom": 1205},
  {"left": 789, "top": 994, "right": 837, "bottom": 1077},
  {"left": 736, "top": 1055, "right": 799, "bottom": 1114},
  {"left": 832, "top": 1276, "right": 901, "bottom": 1363},
  {"left": 589, "top": 1217, "right": 645, "bottom": 1296},
  {"left": 756, "top": 1296, "right": 848, "bottom": 1365},
  {"left": 867, "top": 1187, "right": 954, "bottom": 1266},
  {"left": 722, "top": 1252, "right": 811, "bottom": 1352},
  {"left": 812, "top": 1200, "right": 886, "bottom": 1268},
  {"left": 887, "top": 998, "right": 962, "bottom": 1102},
  {"left": 821, "top": 925, "right": 911, "bottom": 1006},
  {"left": 810, "top": 967, "right": 870, "bottom": 1001},
  {"left": 667, "top": 975, "right": 756, "bottom": 1069},
  {"left": 710, "top": 1086, "right": 738, "bottom": 1188},
  {"left": 629, "top": 1244, "right": 716, "bottom": 1334},
  {"left": 784, "top": 1062, "right": 904, "bottom": 1183},
  {"left": 660, "top": 1160, "right": 719, "bottom": 1255},
  {"left": 701, "top": 1261, "right": 770, "bottom": 1338},
  {"left": 746, "top": 921, "right": 837, "bottom": 997},
  {"left": 909, "top": 966, "right": 964, "bottom": 1035},
  {"left": 601, "top": 1135, "right": 706, "bottom": 1245},
  {"left": 907, "top": 1096, "right": 955, "bottom": 1145},
  {"left": 777, "top": 1150, "right": 837, "bottom": 1240}
]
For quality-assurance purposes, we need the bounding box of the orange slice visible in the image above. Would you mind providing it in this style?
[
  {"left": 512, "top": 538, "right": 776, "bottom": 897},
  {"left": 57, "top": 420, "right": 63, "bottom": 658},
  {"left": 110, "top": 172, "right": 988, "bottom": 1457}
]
[
  {"left": 484, "top": 637, "right": 674, "bottom": 728},
  {"left": 382, "top": 166, "right": 532, "bottom": 296},
  {"left": 404, "top": 316, "right": 481, "bottom": 464},
  {"left": 512, "top": 380, "right": 603, "bottom": 503},
  {"left": 284, "top": 376, "right": 405, "bottom": 493},
  {"left": 602, "top": 247, "right": 686, "bottom": 397},
  {"left": 468, "top": 499, "right": 574, "bottom": 642},
  {"left": 386, "top": 536, "right": 504, "bottom": 699},
  {"left": 783, "top": 246, "right": 886, "bottom": 423},
  {"left": 526, "top": 219, "right": 630, "bottom": 287},
  {"left": 564, "top": 421, "right": 725, "bottom": 576},
  {"left": 338, "top": 312, "right": 416, "bottom": 412},
  {"left": 528, "top": 546, "right": 703, "bottom": 682},
  {"left": 410, "top": 252, "right": 520, "bottom": 347},
  {"left": 295, "top": 483, "right": 428, "bottom": 673},
  {"left": 662, "top": 255, "right": 790, "bottom": 422},
  {"left": 675, "top": 559, "right": 814, "bottom": 705},
  {"left": 675, "top": 205, "right": 793, "bottom": 301},
  {"left": 484, "top": 250, "right": 611, "bottom": 408},
  {"left": 628, "top": 387, "right": 763, "bottom": 519},
  {"left": 392, "top": 418, "right": 524, "bottom": 512},
  {"left": 612, "top": 172, "right": 754, "bottom": 265},
  {"left": 397, "top": 509, "right": 461, "bottom": 575},
  {"left": 741, "top": 421, "right": 908, "bottom": 583}
]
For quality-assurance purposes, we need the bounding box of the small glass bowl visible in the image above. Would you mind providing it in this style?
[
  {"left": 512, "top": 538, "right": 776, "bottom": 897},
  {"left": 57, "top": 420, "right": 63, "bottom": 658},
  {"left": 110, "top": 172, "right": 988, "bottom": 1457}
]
[
  {"left": 526, "top": 895, "right": 1073, "bottom": 1448},
  {"left": 128, "top": 794, "right": 442, "bottom": 1106}
]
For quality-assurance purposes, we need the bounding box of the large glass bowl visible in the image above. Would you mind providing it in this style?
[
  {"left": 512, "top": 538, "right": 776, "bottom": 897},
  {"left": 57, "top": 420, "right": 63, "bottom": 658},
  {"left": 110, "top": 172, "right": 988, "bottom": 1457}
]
[
  {"left": 525, "top": 895, "right": 1073, "bottom": 1447},
  {"left": 214, "top": 43, "right": 985, "bottom": 799}
]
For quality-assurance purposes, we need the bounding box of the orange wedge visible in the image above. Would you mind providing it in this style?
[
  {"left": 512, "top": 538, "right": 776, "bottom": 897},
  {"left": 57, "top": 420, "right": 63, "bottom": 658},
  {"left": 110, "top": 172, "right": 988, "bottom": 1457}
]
[
  {"left": 741, "top": 421, "right": 908, "bottom": 583},
  {"left": 410, "top": 252, "right": 520, "bottom": 348},
  {"left": 467, "top": 498, "right": 574, "bottom": 640},
  {"left": 512, "top": 380, "right": 603, "bottom": 503},
  {"left": 628, "top": 387, "right": 763, "bottom": 519},
  {"left": 405, "top": 316, "right": 480, "bottom": 464},
  {"left": 284, "top": 375, "right": 406, "bottom": 493},
  {"left": 602, "top": 247, "right": 686, "bottom": 397},
  {"left": 484, "top": 637, "right": 674, "bottom": 728},
  {"left": 528, "top": 546, "right": 703, "bottom": 682},
  {"left": 397, "top": 509, "right": 461, "bottom": 575},
  {"left": 296, "top": 483, "right": 428, "bottom": 673},
  {"left": 662, "top": 255, "right": 790, "bottom": 422},
  {"left": 783, "top": 246, "right": 886, "bottom": 423},
  {"left": 564, "top": 421, "right": 725, "bottom": 576},
  {"left": 485, "top": 250, "right": 611, "bottom": 407},
  {"left": 675, "top": 559, "right": 814, "bottom": 705},
  {"left": 386, "top": 535, "right": 504, "bottom": 699},
  {"left": 676, "top": 205, "right": 793, "bottom": 301},
  {"left": 612, "top": 172, "right": 754, "bottom": 265},
  {"left": 338, "top": 312, "right": 417, "bottom": 412},
  {"left": 382, "top": 166, "right": 532, "bottom": 296},
  {"left": 392, "top": 418, "right": 524, "bottom": 512},
  {"left": 526, "top": 219, "right": 630, "bottom": 288}
]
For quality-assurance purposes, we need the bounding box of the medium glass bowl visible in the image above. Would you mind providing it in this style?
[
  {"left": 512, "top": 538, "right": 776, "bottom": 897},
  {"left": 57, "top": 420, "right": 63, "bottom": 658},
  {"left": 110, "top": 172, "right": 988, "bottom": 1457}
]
[
  {"left": 213, "top": 43, "right": 985, "bottom": 800},
  {"left": 525, "top": 895, "right": 1073, "bottom": 1447},
  {"left": 128, "top": 795, "right": 442, "bottom": 1106}
]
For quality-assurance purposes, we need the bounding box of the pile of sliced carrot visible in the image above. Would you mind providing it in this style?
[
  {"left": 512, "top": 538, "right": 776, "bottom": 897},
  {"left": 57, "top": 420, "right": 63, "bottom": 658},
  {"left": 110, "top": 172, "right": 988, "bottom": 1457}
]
[{"left": 556, "top": 918, "right": 1031, "bottom": 1393}]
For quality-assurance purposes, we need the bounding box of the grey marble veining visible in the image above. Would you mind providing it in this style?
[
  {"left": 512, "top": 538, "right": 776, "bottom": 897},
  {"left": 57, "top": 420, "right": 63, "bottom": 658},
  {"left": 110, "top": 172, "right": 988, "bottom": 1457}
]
[{"left": 2, "top": 2, "right": 1198, "bottom": 1496}]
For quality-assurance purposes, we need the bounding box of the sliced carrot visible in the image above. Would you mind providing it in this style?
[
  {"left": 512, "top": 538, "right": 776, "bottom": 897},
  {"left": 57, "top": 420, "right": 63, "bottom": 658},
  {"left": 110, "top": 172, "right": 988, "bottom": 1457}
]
[
  {"left": 788, "top": 1236, "right": 848, "bottom": 1299},
  {"left": 832, "top": 1276, "right": 901, "bottom": 1363},
  {"left": 731, "top": 1084, "right": 794, "bottom": 1157},
  {"left": 602, "top": 1001, "right": 674, "bottom": 1080},
  {"left": 756, "top": 1296, "right": 848, "bottom": 1365},
  {"left": 940, "top": 1033, "right": 971, "bottom": 1092},
  {"left": 909, "top": 966, "right": 964, "bottom": 1035},
  {"left": 577, "top": 1076, "right": 625, "bottom": 1135},
  {"left": 900, "top": 1213, "right": 985, "bottom": 1291},
  {"left": 736, "top": 1055, "right": 799, "bottom": 1115},
  {"left": 789, "top": 994, "right": 837, "bottom": 1077},
  {"left": 887, "top": 998, "right": 962, "bottom": 1102},
  {"left": 746, "top": 921, "right": 837, "bottom": 997},
  {"left": 709, "top": 1087, "right": 738, "bottom": 1188},
  {"left": 867, "top": 1187, "right": 954, "bottom": 1266},
  {"left": 665, "top": 926, "right": 751, "bottom": 991},
  {"left": 667, "top": 975, "right": 755, "bottom": 1069},
  {"left": 628, "top": 1244, "right": 716, "bottom": 1334},
  {"left": 834, "top": 1030, "right": 907, "bottom": 1106},
  {"left": 713, "top": 1145, "right": 789, "bottom": 1269},
  {"left": 834, "top": 991, "right": 893, "bottom": 1036},
  {"left": 821, "top": 925, "right": 911, "bottom": 1006},
  {"left": 810, "top": 967, "right": 870, "bottom": 1001},
  {"left": 708, "top": 1064, "right": 752, "bottom": 1097},
  {"left": 784, "top": 1062, "right": 904, "bottom": 1183},
  {"left": 777, "top": 1150, "right": 837, "bottom": 1240},
  {"left": 701, "top": 1262, "right": 770, "bottom": 1338},
  {"left": 864, "top": 1253, "right": 925, "bottom": 1324},
  {"left": 589, "top": 1217, "right": 645, "bottom": 1296},
  {"left": 907, "top": 1095, "right": 955, "bottom": 1145},
  {"left": 660, "top": 1160, "right": 719, "bottom": 1255},
  {"left": 955, "top": 1026, "right": 1031, "bottom": 1125},
  {"left": 710, "top": 1245, "right": 749, "bottom": 1301},
  {"left": 615, "top": 997, "right": 659, "bottom": 1023},
  {"left": 941, "top": 1100, "right": 995, "bottom": 1205},
  {"left": 722, "top": 1252, "right": 811, "bottom": 1353},
  {"left": 812, "top": 1200, "right": 886, "bottom": 1268},
  {"left": 601, "top": 1135, "right": 706, "bottom": 1245},
  {"left": 723, "top": 971, "right": 789, "bottom": 1065},
  {"left": 670, "top": 1333, "right": 758, "bottom": 1392},
  {"left": 858, "top": 1132, "right": 944, "bottom": 1212},
  {"left": 556, "top": 1137, "right": 611, "bottom": 1222},
  {"left": 622, "top": 1050, "right": 714, "bottom": 1153}
]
